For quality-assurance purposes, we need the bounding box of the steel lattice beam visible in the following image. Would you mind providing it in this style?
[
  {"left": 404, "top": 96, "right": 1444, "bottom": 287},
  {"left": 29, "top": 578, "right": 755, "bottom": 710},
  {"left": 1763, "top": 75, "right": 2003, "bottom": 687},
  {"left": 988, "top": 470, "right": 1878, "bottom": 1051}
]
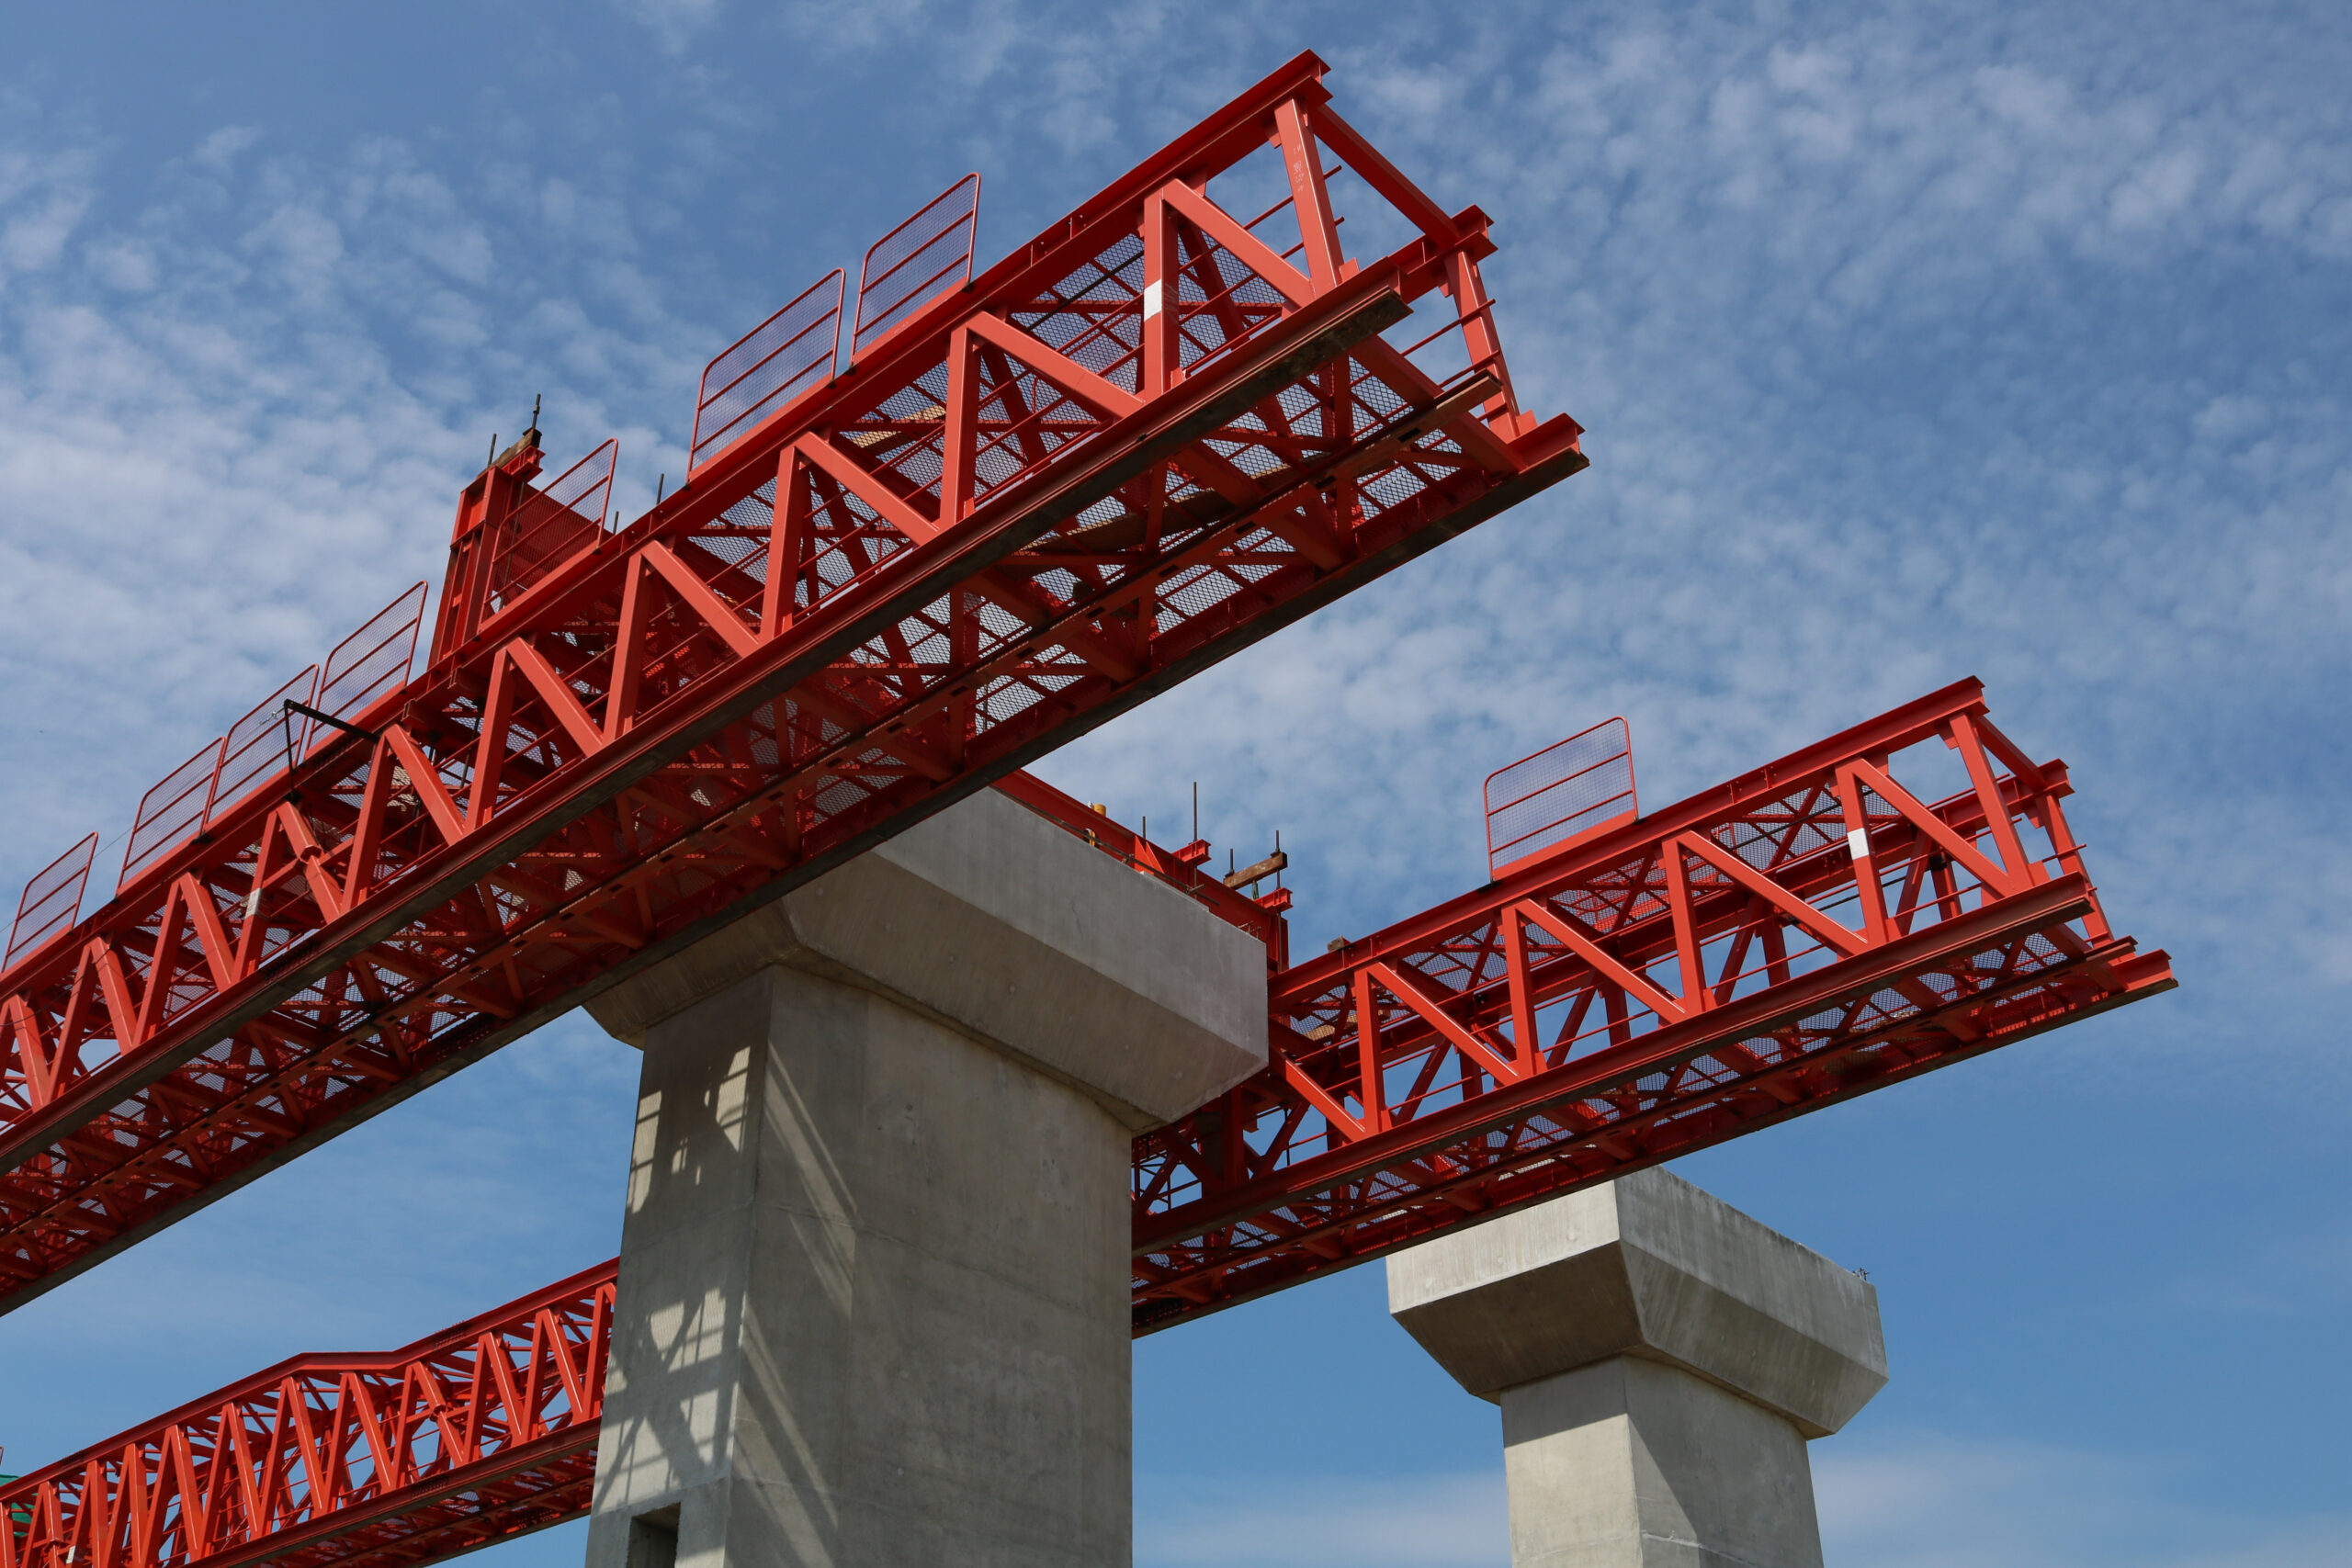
[
  {"left": 1127, "top": 678, "right": 2172, "bottom": 1326},
  {"left": 0, "top": 52, "right": 1584, "bottom": 1312},
  {"left": 0, "top": 1265, "right": 610, "bottom": 1568}
]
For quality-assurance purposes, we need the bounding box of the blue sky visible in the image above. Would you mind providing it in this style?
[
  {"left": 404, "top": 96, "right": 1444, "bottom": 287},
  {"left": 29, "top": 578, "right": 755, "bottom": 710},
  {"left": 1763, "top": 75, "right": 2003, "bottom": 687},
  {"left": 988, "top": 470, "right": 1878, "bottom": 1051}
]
[{"left": 0, "top": 3, "right": 2346, "bottom": 1564}]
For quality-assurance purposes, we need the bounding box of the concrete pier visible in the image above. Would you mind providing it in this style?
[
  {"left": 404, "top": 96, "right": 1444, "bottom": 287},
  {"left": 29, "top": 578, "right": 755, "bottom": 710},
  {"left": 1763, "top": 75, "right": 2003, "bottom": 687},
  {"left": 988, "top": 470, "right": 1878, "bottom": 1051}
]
[
  {"left": 581, "top": 789, "right": 1266, "bottom": 1568},
  {"left": 1387, "top": 1169, "right": 1887, "bottom": 1568}
]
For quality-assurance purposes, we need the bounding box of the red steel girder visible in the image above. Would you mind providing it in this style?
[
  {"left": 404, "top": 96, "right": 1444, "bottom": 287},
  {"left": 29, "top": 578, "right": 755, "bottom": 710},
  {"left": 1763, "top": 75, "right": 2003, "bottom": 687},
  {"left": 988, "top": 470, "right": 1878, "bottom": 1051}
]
[
  {"left": 0, "top": 52, "right": 1585, "bottom": 1312},
  {"left": 0, "top": 1263, "right": 610, "bottom": 1568},
  {"left": 0, "top": 682, "right": 2173, "bottom": 1568},
  {"left": 1126, "top": 677, "right": 2175, "bottom": 1328}
]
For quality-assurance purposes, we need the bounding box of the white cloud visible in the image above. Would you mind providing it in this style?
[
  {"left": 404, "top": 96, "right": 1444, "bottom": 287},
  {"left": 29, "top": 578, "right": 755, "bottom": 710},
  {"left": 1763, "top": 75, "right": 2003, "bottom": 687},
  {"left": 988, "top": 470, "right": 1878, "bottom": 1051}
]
[
  {"left": 243, "top": 200, "right": 345, "bottom": 295},
  {"left": 0, "top": 145, "right": 94, "bottom": 285},
  {"left": 1133, "top": 1436, "right": 2352, "bottom": 1568},
  {"left": 0, "top": 105, "right": 719, "bottom": 882},
  {"left": 1817, "top": 1435, "right": 2352, "bottom": 1567},
  {"left": 192, "top": 125, "right": 262, "bottom": 175},
  {"left": 1139, "top": 1472, "right": 1507, "bottom": 1568},
  {"left": 611, "top": 0, "right": 725, "bottom": 53}
]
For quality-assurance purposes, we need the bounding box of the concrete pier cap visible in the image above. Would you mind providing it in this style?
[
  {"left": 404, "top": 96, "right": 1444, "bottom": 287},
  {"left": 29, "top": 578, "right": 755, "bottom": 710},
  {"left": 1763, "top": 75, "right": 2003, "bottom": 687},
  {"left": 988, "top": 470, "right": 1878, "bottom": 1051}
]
[
  {"left": 1387, "top": 1168, "right": 1887, "bottom": 1437},
  {"left": 1388, "top": 1169, "right": 1887, "bottom": 1568},
  {"left": 586, "top": 785, "right": 1267, "bottom": 1130},
  {"left": 581, "top": 787, "right": 1268, "bottom": 1568}
]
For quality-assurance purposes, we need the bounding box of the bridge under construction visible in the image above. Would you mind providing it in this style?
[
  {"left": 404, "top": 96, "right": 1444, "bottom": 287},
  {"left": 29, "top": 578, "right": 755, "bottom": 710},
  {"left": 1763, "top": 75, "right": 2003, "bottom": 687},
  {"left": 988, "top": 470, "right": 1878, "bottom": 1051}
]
[{"left": 0, "top": 51, "right": 2169, "bottom": 1568}]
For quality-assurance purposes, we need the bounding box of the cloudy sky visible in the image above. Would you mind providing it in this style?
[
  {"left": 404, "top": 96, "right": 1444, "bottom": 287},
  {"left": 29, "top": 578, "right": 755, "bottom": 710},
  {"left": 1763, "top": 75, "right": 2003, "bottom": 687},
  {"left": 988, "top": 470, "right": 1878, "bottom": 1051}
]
[{"left": 1, "top": 2, "right": 2346, "bottom": 1564}]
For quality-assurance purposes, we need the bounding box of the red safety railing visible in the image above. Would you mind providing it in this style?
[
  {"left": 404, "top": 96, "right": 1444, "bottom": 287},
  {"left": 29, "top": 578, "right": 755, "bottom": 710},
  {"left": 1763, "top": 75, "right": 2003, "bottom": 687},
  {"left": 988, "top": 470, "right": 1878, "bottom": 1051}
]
[
  {"left": 302, "top": 586, "right": 429, "bottom": 760},
  {"left": 117, "top": 746, "right": 226, "bottom": 895},
  {"left": 485, "top": 441, "right": 616, "bottom": 617},
  {"left": 0, "top": 52, "right": 1586, "bottom": 1312},
  {"left": 1485, "top": 716, "right": 1636, "bottom": 878},
  {"left": 203, "top": 671, "right": 322, "bottom": 838},
  {"left": 689, "top": 271, "right": 844, "bottom": 473},
  {"left": 3, "top": 840, "right": 97, "bottom": 976},
  {"left": 109, "top": 584, "right": 430, "bottom": 894},
  {"left": 852, "top": 174, "right": 980, "bottom": 359}
]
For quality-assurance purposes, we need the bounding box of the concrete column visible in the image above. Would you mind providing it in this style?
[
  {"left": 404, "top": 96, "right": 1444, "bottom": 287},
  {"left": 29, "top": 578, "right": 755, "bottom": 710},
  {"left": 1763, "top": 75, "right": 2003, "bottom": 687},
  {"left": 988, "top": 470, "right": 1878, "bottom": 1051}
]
[
  {"left": 581, "top": 789, "right": 1266, "bottom": 1568},
  {"left": 1386, "top": 1169, "right": 1888, "bottom": 1568}
]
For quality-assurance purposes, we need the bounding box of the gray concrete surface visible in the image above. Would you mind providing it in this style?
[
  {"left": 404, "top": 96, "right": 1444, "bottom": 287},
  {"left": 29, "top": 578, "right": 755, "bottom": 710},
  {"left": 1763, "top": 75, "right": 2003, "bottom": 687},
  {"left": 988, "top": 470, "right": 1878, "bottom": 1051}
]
[
  {"left": 582, "top": 790, "right": 1268, "bottom": 1568},
  {"left": 589, "top": 787, "right": 1267, "bottom": 1131},
  {"left": 1388, "top": 1169, "right": 1887, "bottom": 1568}
]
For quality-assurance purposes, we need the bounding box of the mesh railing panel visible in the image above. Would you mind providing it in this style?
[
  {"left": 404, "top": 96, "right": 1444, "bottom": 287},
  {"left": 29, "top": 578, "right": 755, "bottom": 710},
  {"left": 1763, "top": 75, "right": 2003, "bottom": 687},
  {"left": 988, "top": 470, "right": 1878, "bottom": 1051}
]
[
  {"left": 311, "top": 582, "right": 428, "bottom": 750},
  {"left": 853, "top": 174, "right": 979, "bottom": 358},
  {"left": 208, "top": 667, "right": 321, "bottom": 825},
  {"left": 489, "top": 442, "right": 616, "bottom": 616},
  {"left": 6, "top": 833, "right": 98, "bottom": 972},
  {"left": 1486, "top": 717, "right": 1636, "bottom": 876},
  {"left": 120, "top": 742, "right": 224, "bottom": 890},
  {"left": 119, "top": 592, "right": 426, "bottom": 889},
  {"left": 690, "top": 271, "right": 844, "bottom": 471}
]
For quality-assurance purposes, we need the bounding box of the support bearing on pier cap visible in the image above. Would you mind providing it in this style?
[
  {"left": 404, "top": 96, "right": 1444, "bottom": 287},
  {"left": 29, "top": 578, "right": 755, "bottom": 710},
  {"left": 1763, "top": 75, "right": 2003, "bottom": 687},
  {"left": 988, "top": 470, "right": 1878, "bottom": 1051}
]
[{"left": 1387, "top": 1169, "right": 1887, "bottom": 1568}]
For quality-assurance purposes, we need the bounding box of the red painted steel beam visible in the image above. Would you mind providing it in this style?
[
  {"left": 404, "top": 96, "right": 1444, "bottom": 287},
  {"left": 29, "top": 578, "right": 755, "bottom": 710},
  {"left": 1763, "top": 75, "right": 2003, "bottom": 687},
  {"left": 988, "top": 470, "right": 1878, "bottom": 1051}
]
[
  {"left": 0, "top": 1263, "right": 610, "bottom": 1568},
  {"left": 0, "top": 683, "right": 2173, "bottom": 1568},
  {"left": 1125, "top": 678, "right": 2175, "bottom": 1327},
  {"left": 0, "top": 52, "right": 1584, "bottom": 1313}
]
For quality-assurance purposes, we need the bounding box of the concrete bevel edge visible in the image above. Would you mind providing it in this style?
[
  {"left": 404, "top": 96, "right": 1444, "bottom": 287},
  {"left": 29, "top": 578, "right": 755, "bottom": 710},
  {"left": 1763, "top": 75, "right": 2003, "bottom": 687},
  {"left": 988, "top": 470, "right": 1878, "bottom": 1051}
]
[
  {"left": 585, "top": 789, "right": 1269, "bottom": 1132},
  {"left": 1386, "top": 1168, "right": 1889, "bottom": 1437}
]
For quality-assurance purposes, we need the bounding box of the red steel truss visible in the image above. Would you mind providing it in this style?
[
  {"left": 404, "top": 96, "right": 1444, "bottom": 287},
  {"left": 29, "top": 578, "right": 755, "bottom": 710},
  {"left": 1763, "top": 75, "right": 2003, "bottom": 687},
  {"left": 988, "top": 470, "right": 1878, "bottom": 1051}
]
[
  {"left": 0, "top": 682, "right": 2173, "bottom": 1568},
  {"left": 0, "top": 1266, "right": 610, "bottom": 1568},
  {"left": 1128, "top": 678, "right": 2172, "bottom": 1326},
  {"left": 0, "top": 51, "right": 1587, "bottom": 1312}
]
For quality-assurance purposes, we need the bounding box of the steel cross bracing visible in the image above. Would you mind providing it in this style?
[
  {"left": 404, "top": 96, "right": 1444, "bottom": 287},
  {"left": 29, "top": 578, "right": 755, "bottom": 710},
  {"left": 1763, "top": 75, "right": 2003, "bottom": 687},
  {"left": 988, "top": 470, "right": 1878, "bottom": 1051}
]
[
  {"left": 1128, "top": 678, "right": 2174, "bottom": 1325},
  {"left": 0, "top": 52, "right": 1587, "bottom": 1310},
  {"left": 0, "top": 682, "right": 2172, "bottom": 1568},
  {"left": 0, "top": 1266, "right": 612, "bottom": 1568}
]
